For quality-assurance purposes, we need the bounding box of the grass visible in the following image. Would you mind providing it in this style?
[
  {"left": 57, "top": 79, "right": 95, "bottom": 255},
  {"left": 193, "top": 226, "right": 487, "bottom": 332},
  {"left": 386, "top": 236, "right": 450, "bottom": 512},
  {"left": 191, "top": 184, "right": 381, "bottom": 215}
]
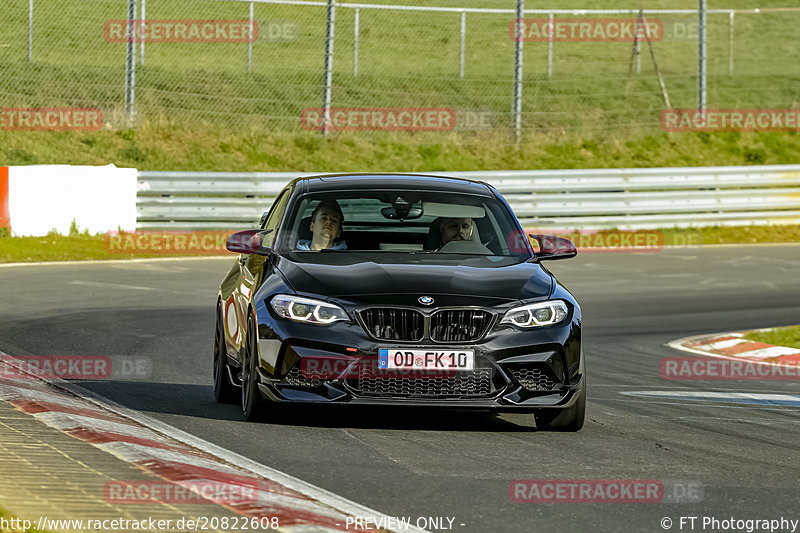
[
  {"left": 1, "top": 224, "right": 797, "bottom": 263},
  {"left": 744, "top": 325, "right": 800, "bottom": 350},
  {"left": 670, "top": 225, "right": 800, "bottom": 245},
  {"left": 0, "top": 224, "right": 231, "bottom": 262},
  {"left": 0, "top": 233, "right": 167, "bottom": 262},
  {"left": 4, "top": 125, "right": 800, "bottom": 170}
]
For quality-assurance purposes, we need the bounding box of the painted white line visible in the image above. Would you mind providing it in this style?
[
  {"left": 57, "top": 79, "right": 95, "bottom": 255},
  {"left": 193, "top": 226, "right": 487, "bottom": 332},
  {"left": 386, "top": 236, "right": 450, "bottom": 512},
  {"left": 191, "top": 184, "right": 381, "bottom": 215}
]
[
  {"left": 600, "top": 397, "right": 800, "bottom": 414},
  {"left": 70, "top": 280, "right": 157, "bottom": 291},
  {"left": 603, "top": 398, "right": 800, "bottom": 418},
  {"left": 621, "top": 390, "right": 800, "bottom": 406},
  {"left": 0, "top": 256, "right": 231, "bottom": 268}
]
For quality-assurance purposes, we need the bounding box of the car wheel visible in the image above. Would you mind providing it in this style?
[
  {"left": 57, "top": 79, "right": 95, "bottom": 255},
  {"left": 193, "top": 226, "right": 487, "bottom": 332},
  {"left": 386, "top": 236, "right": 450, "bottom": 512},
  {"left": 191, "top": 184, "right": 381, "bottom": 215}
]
[
  {"left": 536, "top": 381, "right": 586, "bottom": 432},
  {"left": 213, "top": 304, "right": 237, "bottom": 404},
  {"left": 241, "top": 315, "right": 263, "bottom": 421}
]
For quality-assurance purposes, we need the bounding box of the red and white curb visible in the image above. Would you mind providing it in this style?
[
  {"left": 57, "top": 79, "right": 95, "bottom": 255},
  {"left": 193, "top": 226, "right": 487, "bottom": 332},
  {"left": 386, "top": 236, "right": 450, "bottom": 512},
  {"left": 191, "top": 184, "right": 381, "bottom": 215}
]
[
  {"left": 0, "top": 355, "right": 428, "bottom": 533},
  {"left": 668, "top": 330, "right": 800, "bottom": 366}
]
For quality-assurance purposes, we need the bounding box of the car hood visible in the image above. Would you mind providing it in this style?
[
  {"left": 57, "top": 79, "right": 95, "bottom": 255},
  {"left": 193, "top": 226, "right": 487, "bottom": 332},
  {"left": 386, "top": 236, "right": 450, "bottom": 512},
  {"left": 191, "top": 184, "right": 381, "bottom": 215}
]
[{"left": 275, "top": 253, "right": 552, "bottom": 305}]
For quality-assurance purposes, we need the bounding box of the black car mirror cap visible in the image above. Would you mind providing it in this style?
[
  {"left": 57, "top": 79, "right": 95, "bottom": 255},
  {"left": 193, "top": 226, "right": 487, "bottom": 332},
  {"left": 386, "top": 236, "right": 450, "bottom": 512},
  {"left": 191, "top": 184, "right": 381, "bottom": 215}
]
[
  {"left": 226, "top": 229, "right": 274, "bottom": 256},
  {"left": 528, "top": 233, "right": 577, "bottom": 261}
]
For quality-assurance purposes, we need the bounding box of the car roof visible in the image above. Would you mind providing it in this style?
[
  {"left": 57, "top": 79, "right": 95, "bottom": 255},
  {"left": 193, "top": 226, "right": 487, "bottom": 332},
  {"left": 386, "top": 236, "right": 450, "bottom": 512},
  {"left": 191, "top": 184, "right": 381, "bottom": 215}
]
[{"left": 290, "top": 173, "right": 494, "bottom": 196}]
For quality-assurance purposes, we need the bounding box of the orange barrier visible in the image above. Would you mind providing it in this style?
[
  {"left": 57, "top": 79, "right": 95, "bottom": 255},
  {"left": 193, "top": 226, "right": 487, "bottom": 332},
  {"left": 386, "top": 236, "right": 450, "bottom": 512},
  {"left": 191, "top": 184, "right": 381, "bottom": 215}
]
[{"left": 0, "top": 167, "right": 9, "bottom": 229}]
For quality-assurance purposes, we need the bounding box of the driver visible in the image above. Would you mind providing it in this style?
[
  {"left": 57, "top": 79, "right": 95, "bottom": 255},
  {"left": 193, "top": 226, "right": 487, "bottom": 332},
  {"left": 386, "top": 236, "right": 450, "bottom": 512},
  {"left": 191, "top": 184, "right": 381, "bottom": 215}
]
[
  {"left": 297, "top": 200, "right": 347, "bottom": 251},
  {"left": 439, "top": 217, "right": 474, "bottom": 245}
]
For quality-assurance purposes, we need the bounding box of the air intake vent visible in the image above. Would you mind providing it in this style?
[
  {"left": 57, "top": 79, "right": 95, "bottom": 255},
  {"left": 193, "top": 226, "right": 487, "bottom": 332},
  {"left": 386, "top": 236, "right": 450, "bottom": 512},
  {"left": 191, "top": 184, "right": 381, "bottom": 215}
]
[
  {"left": 430, "top": 309, "right": 492, "bottom": 342},
  {"left": 504, "top": 363, "right": 560, "bottom": 392},
  {"left": 359, "top": 308, "right": 424, "bottom": 341},
  {"left": 353, "top": 367, "right": 493, "bottom": 397}
]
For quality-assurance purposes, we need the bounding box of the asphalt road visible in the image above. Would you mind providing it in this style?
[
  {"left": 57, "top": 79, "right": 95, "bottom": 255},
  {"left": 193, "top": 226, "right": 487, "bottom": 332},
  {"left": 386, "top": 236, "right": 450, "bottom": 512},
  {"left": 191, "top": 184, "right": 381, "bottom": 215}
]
[{"left": 1, "top": 246, "right": 799, "bottom": 533}]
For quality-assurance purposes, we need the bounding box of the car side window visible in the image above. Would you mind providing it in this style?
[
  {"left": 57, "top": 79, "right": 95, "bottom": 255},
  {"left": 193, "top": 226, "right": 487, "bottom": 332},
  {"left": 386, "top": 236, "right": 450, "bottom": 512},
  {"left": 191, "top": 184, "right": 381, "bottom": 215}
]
[{"left": 261, "top": 189, "right": 291, "bottom": 247}]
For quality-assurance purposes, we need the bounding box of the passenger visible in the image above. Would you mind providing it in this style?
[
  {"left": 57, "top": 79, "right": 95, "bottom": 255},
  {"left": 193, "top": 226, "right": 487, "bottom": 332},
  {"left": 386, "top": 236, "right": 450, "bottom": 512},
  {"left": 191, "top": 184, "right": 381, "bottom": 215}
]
[
  {"left": 439, "top": 217, "right": 475, "bottom": 245},
  {"left": 297, "top": 200, "right": 347, "bottom": 251}
]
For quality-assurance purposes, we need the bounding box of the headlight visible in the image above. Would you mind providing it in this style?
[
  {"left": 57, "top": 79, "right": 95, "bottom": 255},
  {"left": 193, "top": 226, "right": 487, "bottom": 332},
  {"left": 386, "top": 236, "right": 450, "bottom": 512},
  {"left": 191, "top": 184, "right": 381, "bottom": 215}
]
[
  {"left": 270, "top": 294, "right": 349, "bottom": 324},
  {"left": 500, "top": 300, "right": 568, "bottom": 328}
]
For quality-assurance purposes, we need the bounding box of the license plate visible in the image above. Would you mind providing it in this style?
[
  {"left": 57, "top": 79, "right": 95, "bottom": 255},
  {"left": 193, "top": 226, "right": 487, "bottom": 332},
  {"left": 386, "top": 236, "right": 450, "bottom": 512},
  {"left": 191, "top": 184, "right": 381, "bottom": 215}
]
[{"left": 378, "top": 349, "right": 474, "bottom": 371}]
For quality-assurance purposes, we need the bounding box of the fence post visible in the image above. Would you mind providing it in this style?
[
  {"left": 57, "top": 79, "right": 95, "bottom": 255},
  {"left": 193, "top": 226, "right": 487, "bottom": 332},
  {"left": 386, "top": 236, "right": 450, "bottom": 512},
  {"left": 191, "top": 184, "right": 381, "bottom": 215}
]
[
  {"left": 248, "top": 2, "right": 254, "bottom": 72},
  {"left": 728, "top": 11, "right": 734, "bottom": 75},
  {"left": 354, "top": 8, "right": 359, "bottom": 76},
  {"left": 547, "top": 12, "right": 553, "bottom": 77},
  {"left": 140, "top": 0, "right": 145, "bottom": 64},
  {"left": 28, "top": 0, "right": 33, "bottom": 61},
  {"left": 513, "top": 0, "right": 524, "bottom": 141},
  {"left": 321, "top": 0, "right": 336, "bottom": 135},
  {"left": 698, "top": 0, "right": 707, "bottom": 111},
  {"left": 124, "top": 0, "right": 137, "bottom": 126},
  {"left": 636, "top": 39, "right": 641, "bottom": 73},
  {"left": 460, "top": 11, "right": 465, "bottom": 78}
]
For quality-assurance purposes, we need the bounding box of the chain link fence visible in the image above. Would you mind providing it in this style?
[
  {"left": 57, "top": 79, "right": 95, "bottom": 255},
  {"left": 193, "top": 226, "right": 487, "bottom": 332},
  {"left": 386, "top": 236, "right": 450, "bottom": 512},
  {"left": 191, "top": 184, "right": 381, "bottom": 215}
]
[{"left": 2, "top": 0, "right": 799, "bottom": 138}]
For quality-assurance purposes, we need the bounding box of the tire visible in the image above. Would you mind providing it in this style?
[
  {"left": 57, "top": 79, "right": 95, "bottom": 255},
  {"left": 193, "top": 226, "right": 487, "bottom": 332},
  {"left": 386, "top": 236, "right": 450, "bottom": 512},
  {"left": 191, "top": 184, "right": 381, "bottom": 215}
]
[
  {"left": 241, "top": 315, "right": 264, "bottom": 421},
  {"left": 536, "top": 381, "right": 586, "bottom": 432},
  {"left": 213, "top": 304, "right": 237, "bottom": 404}
]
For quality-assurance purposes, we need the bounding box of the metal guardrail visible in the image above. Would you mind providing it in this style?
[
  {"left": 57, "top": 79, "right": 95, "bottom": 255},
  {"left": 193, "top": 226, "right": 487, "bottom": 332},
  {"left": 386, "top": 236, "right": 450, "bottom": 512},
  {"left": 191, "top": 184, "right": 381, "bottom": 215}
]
[{"left": 137, "top": 165, "right": 800, "bottom": 230}]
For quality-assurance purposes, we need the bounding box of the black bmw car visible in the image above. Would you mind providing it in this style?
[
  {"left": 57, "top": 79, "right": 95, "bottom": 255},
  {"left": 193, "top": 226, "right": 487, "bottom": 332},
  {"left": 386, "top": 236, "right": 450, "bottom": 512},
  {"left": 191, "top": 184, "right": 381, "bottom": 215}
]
[{"left": 214, "top": 174, "right": 585, "bottom": 431}]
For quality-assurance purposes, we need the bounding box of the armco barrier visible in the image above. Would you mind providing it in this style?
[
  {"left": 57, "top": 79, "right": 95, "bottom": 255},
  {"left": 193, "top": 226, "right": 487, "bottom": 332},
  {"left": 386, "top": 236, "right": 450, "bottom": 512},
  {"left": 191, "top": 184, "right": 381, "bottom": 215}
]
[{"left": 137, "top": 165, "right": 800, "bottom": 230}]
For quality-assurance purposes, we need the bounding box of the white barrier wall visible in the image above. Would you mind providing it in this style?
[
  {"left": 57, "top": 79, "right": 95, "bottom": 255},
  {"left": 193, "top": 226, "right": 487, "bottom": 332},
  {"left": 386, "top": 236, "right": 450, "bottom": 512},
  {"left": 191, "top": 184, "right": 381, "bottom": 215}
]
[{"left": 5, "top": 164, "right": 137, "bottom": 236}]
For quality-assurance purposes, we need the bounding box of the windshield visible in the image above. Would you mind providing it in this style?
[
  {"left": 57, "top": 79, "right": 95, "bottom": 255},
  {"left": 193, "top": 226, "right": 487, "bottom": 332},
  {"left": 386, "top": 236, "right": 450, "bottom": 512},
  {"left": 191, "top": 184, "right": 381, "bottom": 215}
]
[{"left": 276, "top": 190, "right": 530, "bottom": 257}]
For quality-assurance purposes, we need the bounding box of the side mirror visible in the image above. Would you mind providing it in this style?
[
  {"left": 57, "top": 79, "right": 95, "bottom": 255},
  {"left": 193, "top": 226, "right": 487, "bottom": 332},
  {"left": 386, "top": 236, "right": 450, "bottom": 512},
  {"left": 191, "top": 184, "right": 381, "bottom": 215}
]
[
  {"left": 226, "top": 229, "right": 273, "bottom": 255},
  {"left": 528, "top": 234, "right": 577, "bottom": 261},
  {"left": 259, "top": 211, "right": 269, "bottom": 229}
]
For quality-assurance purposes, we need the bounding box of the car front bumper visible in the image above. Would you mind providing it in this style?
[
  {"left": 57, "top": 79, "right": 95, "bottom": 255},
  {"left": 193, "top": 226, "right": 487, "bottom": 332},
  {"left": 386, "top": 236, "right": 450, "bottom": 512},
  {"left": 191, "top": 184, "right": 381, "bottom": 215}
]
[{"left": 253, "top": 305, "right": 583, "bottom": 412}]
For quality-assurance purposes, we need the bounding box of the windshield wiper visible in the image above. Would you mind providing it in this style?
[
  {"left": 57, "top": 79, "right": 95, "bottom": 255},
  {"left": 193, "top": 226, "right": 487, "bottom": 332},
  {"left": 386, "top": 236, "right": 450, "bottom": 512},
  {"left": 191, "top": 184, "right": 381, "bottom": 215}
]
[{"left": 411, "top": 250, "right": 498, "bottom": 256}]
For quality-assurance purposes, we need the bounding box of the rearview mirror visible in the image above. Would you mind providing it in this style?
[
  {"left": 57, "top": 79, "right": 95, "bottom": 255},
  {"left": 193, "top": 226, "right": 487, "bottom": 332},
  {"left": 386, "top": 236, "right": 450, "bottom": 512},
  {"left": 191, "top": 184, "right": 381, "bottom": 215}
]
[
  {"left": 381, "top": 206, "right": 424, "bottom": 220},
  {"left": 528, "top": 234, "right": 577, "bottom": 261},
  {"left": 226, "top": 229, "right": 273, "bottom": 255}
]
